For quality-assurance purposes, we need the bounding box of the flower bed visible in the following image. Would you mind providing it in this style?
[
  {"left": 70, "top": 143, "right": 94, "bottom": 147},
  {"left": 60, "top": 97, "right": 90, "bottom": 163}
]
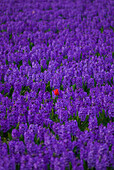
[{"left": 0, "top": 0, "right": 113, "bottom": 169}]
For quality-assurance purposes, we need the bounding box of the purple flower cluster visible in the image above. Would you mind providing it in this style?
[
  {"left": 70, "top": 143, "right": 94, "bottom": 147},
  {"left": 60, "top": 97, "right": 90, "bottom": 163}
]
[{"left": 0, "top": 0, "right": 114, "bottom": 169}]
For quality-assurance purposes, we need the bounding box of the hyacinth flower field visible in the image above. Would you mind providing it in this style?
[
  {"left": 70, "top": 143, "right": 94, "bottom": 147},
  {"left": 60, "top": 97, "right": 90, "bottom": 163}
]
[{"left": 0, "top": 0, "right": 114, "bottom": 169}]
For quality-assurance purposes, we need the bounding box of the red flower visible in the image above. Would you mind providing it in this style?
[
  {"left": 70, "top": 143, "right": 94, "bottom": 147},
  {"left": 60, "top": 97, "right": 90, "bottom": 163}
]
[{"left": 53, "top": 89, "right": 59, "bottom": 96}]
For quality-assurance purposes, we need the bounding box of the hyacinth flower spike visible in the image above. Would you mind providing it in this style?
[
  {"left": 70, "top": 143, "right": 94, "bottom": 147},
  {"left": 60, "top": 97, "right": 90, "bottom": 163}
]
[{"left": 53, "top": 89, "right": 59, "bottom": 96}]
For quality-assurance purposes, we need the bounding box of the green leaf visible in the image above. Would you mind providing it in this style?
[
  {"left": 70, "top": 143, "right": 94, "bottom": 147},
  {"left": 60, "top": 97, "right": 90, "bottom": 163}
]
[
  {"left": 53, "top": 152, "right": 56, "bottom": 158},
  {"left": 55, "top": 29, "right": 59, "bottom": 34},
  {"left": 107, "top": 77, "right": 113, "bottom": 87},
  {"left": 69, "top": 162, "right": 72, "bottom": 170},
  {"left": 46, "top": 81, "right": 51, "bottom": 92},
  {"left": 1, "top": 75, "right": 4, "bottom": 83},
  {"left": 111, "top": 77, "right": 113, "bottom": 84},
  {"left": 47, "top": 163, "right": 51, "bottom": 170},
  {"left": 1, "top": 29, "right": 7, "bottom": 32},
  {"left": 16, "top": 164, "right": 20, "bottom": 170},
  {"left": 100, "top": 26, "right": 104, "bottom": 33},
  {"left": 17, "top": 60, "right": 22, "bottom": 70},
  {"left": 45, "top": 28, "right": 50, "bottom": 33},
  {"left": 53, "top": 97, "right": 58, "bottom": 105},
  {"left": 82, "top": 82, "right": 90, "bottom": 95},
  {"left": 49, "top": 127, "right": 55, "bottom": 135},
  {"left": 29, "top": 42, "right": 34, "bottom": 51},
  {"left": 7, "top": 142, "right": 10, "bottom": 154},
  {"left": 8, "top": 132, "right": 12, "bottom": 141},
  {"left": 79, "top": 115, "right": 89, "bottom": 132},
  {"left": 20, "top": 86, "right": 31, "bottom": 95},
  {"left": 28, "top": 59, "right": 32, "bottom": 67},
  {"left": 41, "top": 65, "right": 45, "bottom": 72},
  {"left": 37, "top": 138, "right": 40, "bottom": 145},
  {"left": 60, "top": 84, "right": 64, "bottom": 91},
  {"left": 97, "top": 109, "right": 110, "bottom": 126},
  {"left": 4, "top": 93, "right": 9, "bottom": 97},
  {"left": 109, "top": 144, "right": 112, "bottom": 151},
  {"left": 8, "top": 86, "right": 14, "bottom": 99},
  {"left": 50, "top": 109, "right": 60, "bottom": 123},
  {"left": 73, "top": 146, "right": 80, "bottom": 159},
  {"left": 9, "top": 33, "right": 12, "bottom": 40},
  {"left": 77, "top": 116, "right": 81, "bottom": 125},
  {"left": 55, "top": 134, "right": 59, "bottom": 140},
  {"left": 46, "top": 60, "right": 49, "bottom": 66},
  {"left": 94, "top": 79, "right": 97, "bottom": 87},
  {"left": 95, "top": 52, "right": 100, "bottom": 57},
  {"left": 25, "top": 148, "right": 27, "bottom": 154},
  {"left": 68, "top": 115, "right": 73, "bottom": 121},
  {"left": 5, "top": 59, "right": 8, "bottom": 65},
  {"left": 34, "top": 134, "right": 37, "bottom": 143},
  {"left": 107, "top": 167, "right": 114, "bottom": 170},
  {"left": 70, "top": 96, "right": 73, "bottom": 100},
  {"left": 27, "top": 38, "right": 30, "bottom": 42},
  {"left": 15, "top": 122, "right": 20, "bottom": 130},
  {"left": 83, "top": 160, "right": 89, "bottom": 170},
  {"left": 19, "top": 134, "right": 24, "bottom": 142},
  {"left": 38, "top": 88, "right": 40, "bottom": 94},
  {"left": 0, "top": 126, "right": 14, "bottom": 142},
  {"left": 73, "top": 146, "right": 77, "bottom": 156},
  {"left": 110, "top": 26, "right": 114, "bottom": 32},
  {"left": 63, "top": 55, "right": 68, "bottom": 59},
  {"left": 72, "top": 84, "right": 76, "bottom": 91},
  {"left": 34, "top": 134, "right": 40, "bottom": 145},
  {"left": 80, "top": 52, "right": 82, "bottom": 60}
]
